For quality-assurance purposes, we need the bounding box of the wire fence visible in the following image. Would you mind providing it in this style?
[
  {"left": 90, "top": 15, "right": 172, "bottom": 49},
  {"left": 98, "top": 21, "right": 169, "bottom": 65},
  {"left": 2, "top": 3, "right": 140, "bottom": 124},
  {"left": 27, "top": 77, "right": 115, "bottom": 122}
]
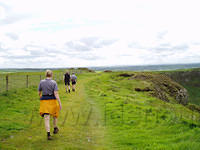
[
  {"left": 24, "top": 102, "right": 200, "bottom": 128},
  {"left": 0, "top": 70, "right": 82, "bottom": 93},
  {"left": 103, "top": 102, "right": 200, "bottom": 127}
]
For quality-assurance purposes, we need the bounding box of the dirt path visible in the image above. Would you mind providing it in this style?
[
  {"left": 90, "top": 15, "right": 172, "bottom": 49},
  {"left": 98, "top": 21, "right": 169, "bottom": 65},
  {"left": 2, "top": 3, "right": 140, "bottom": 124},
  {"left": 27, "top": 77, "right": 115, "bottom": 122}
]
[{"left": 2, "top": 75, "right": 107, "bottom": 150}]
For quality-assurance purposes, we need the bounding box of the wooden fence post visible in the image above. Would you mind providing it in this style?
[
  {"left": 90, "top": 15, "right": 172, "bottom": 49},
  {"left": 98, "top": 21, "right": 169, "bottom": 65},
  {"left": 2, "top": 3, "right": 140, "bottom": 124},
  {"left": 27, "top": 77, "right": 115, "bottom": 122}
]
[
  {"left": 6, "top": 75, "right": 8, "bottom": 91},
  {"left": 40, "top": 75, "right": 42, "bottom": 81},
  {"left": 26, "top": 75, "right": 29, "bottom": 88}
]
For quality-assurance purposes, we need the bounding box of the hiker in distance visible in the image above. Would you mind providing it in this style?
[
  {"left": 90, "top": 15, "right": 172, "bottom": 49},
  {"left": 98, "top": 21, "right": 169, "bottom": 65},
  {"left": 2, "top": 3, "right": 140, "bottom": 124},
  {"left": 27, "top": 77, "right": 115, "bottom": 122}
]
[
  {"left": 64, "top": 71, "right": 71, "bottom": 93},
  {"left": 71, "top": 72, "right": 77, "bottom": 92},
  {"left": 38, "top": 70, "right": 62, "bottom": 140}
]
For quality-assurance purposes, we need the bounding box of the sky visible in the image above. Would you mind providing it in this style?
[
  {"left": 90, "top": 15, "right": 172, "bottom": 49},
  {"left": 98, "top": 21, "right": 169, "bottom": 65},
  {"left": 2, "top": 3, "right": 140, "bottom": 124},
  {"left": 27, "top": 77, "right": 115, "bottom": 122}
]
[{"left": 0, "top": 0, "right": 200, "bottom": 68}]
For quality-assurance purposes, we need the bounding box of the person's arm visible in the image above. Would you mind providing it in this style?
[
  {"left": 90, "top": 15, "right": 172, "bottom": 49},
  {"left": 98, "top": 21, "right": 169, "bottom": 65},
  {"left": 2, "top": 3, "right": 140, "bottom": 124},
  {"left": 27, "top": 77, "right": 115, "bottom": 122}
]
[
  {"left": 38, "top": 82, "right": 42, "bottom": 99},
  {"left": 54, "top": 91, "right": 62, "bottom": 110},
  {"left": 38, "top": 91, "right": 42, "bottom": 98}
]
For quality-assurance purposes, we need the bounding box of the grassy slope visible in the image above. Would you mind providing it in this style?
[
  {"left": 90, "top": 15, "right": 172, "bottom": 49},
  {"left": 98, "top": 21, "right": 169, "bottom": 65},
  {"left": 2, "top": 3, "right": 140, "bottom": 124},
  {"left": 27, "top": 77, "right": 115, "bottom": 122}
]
[
  {"left": 1, "top": 71, "right": 200, "bottom": 149},
  {"left": 85, "top": 72, "right": 200, "bottom": 149}
]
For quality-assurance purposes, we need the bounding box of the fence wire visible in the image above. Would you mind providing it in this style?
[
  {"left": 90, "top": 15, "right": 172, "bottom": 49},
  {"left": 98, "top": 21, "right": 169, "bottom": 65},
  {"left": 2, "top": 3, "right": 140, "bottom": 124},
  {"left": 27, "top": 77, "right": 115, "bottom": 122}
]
[{"left": 0, "top": 71, "right": 82, "bottom": 93}]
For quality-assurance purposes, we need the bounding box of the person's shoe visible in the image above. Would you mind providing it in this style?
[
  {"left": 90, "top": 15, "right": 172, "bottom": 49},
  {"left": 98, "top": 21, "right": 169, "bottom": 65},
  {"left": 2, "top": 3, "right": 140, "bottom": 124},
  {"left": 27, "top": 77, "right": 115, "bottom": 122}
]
[
  {"left": 47, "top": 132, "right": 52, "bottom": 140},
  {"left": 53, "top": 127, "right": 59, "bottom": 134},
  {"left": 47, "top": 135, "right": 53, "bottom": 140},
  {"left": 68, "top": 89, "right": 70, "bottom": 93}
]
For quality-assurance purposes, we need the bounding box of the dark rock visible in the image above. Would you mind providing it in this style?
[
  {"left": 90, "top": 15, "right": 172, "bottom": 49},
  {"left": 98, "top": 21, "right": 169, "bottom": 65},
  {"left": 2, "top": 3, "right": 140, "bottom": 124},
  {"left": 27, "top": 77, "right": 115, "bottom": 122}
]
[
  {"left": 104, "top": 70, "right": 112, "bottom": 72},
  {"left": 119, "top": 73, "right": 134, "bottom": 77},
  {"left": 135, "top": 88, "right": 142, "bottom": 91}
]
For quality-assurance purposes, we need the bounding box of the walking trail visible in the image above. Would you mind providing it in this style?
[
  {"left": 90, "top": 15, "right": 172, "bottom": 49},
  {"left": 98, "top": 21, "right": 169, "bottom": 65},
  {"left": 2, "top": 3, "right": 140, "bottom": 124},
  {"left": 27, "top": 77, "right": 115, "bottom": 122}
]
[{"left": 3, "top": 75, "right": 108, "bottom": 150}]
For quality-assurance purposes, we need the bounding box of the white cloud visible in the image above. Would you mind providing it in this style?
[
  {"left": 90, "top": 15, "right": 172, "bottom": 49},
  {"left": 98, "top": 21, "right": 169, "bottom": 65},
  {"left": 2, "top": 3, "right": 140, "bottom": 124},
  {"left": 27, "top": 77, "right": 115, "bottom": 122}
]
[
  {"left": 0, "top": 5, "right": 5, "bottom": 19},
  {"left": 0, "top": 0, "right": 200, "bottom": 68}
]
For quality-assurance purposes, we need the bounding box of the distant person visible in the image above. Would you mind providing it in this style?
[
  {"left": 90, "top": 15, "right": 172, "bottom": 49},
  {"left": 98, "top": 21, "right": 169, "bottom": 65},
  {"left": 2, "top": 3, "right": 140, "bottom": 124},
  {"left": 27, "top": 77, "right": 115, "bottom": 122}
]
[
  {"left": 71, "top": 73, "right": 77, "bottom": 92},
  {"left": 64, "top": 71, "right": 71, "bottom": 93},
  {"left": 38, "top": 70, "right": 62, "bottom": 140}
]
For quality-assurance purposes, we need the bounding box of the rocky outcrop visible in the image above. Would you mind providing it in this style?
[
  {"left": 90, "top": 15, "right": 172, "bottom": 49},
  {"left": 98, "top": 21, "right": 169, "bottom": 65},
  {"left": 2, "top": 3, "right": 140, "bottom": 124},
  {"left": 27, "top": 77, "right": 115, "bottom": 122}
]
[
  {"left": 131, "top": 73, "right": 189, "bottom": 105},
  {"left": 176, "top": 88, "right": 188, "bottom": 105}
]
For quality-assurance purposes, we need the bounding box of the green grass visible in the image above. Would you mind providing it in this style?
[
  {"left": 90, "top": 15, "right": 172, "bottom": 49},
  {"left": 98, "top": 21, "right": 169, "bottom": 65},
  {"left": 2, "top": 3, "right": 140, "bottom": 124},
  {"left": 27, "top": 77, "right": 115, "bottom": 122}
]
[
  {"left": 1, "top": 71, "right": 200, "bottom": 149},
  {"left": 0, "top": 73, "right": 107, "bottom": 150},
  {"left": 0, "top": 86, "right": 39, "bottom": 140},
  {"left": 85, "top": 72, "right": 200, "bottom": 149}
]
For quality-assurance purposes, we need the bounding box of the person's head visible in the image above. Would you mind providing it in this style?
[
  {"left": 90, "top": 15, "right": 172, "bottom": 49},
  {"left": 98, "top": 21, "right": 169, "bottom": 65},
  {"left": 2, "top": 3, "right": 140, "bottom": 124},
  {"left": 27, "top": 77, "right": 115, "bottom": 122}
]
[
  {"left": 66, "top": 71, "right": 69, "bottom": 74},
  {"left": 72, "top": 72, "right": 75, "bottom": 75},
  {"left": 45, "top": 70, "right": 53, "bottom": 78}
]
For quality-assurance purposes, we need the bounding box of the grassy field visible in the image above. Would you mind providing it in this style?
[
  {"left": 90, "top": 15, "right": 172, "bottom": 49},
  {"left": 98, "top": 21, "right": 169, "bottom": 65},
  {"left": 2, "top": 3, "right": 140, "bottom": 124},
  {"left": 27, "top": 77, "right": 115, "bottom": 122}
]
[
  {"left": 86, "top": 72, "right": 200, "bottom": 149},
  {"left": 1, "top": 71, "right": 200, "bottom": 149}
]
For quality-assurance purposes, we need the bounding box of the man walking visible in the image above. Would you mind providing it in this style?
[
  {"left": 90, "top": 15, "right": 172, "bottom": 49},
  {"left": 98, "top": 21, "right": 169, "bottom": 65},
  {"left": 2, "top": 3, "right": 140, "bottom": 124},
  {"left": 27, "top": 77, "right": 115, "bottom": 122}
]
[
  {"left": 71, "top": 73, "right": 77, "bottom": 92},
  {"left": 64, "top": 71, "right": 71, "bottom": 93}
]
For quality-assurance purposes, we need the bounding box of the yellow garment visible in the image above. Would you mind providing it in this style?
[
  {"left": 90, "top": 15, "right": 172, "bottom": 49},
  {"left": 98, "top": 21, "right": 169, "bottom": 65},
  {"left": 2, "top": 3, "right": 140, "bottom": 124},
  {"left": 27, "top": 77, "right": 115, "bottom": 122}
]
[{"left": 40, "top": 99, "right": 60, "bottom": 118}]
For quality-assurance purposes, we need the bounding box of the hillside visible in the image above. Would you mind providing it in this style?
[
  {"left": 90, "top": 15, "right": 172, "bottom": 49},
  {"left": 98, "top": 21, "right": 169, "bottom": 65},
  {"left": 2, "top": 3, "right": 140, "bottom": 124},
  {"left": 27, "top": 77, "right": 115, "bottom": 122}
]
[
  {"left": 86, "top": 71, "right": 200, "bottom": 149},
  {"left": 1, "top": 71, "right": 200, "bottom": 149},
  {"left": 163, "top": 68, "right": 200, "bottom": 105}
]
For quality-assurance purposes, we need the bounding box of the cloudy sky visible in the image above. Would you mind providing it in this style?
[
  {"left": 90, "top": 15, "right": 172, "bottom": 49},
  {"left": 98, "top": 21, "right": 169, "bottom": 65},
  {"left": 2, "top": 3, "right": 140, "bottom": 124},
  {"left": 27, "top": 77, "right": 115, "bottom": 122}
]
[{"left": 0, "top": 0, "right": 200, "bottom": 68}]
